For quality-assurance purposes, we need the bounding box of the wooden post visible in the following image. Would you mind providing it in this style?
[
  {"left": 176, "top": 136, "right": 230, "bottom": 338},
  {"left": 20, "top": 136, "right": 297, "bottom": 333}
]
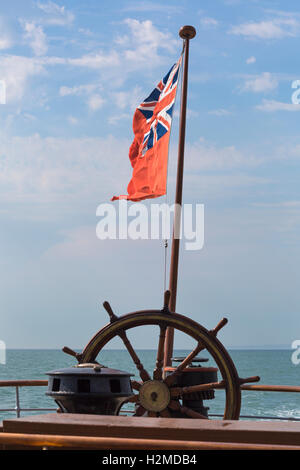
[{"left": 164, "top": 26, "right": 196, "bottom": 369}]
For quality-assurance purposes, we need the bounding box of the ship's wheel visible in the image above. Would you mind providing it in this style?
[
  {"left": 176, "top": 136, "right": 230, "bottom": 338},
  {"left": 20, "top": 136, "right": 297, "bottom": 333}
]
[{"left": 63, "top": 291, "right": 259, "bottom": 420}]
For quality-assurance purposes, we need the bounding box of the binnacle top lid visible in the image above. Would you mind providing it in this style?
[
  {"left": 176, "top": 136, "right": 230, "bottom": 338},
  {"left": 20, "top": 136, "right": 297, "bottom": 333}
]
[
  {"left": 46, "top": 365, "right": 133, "bottom": 377},
  {"left": 179, "top": 25, "right": 196, "bottom": 40}
]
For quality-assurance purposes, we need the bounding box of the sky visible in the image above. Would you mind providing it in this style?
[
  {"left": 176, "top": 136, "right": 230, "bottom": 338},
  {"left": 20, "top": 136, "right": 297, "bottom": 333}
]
[{"left": 1, "top": 0, "right": 300, "bottom": 353}]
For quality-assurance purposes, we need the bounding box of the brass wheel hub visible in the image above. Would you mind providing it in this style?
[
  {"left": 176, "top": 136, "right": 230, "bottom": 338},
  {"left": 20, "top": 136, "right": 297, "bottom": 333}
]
[{"left": 138, "top": 380, "right": 171, "bottom": 413}]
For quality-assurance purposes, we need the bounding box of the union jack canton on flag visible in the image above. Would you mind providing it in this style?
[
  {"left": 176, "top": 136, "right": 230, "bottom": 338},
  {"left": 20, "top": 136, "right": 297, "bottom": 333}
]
[{"left": 112, "top": 55, "right": 182, "bottom": 202}]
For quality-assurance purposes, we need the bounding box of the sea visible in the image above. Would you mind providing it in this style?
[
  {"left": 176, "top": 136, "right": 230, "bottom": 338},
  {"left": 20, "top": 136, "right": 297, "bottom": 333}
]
[{"left": 0, "top": 349, "right": 299, "bottom": 423}]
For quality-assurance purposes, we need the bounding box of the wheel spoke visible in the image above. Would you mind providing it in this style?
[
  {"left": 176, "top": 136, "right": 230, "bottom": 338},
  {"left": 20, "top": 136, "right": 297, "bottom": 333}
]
[
  {"left": 133, "top": 405, "right": 146, "bottom": 417},
  {"left": 164, "top": 342, "right": 203, "bottom": 386},
  {"left": 180, "top": 406, "right": 208, "bottom": 420},
  {"left": 122, "top": 394, "right": 139, "bottom": 404},
  {"left": 167, "top": 400, "right": 208, "bottom": 419},
  {"left": 153, "top": 324, "right": 167, "bottom": 380},
  {"left": 170, "top": 380, "right": 224, "bottom": 398},
  {"left": 119, "top": 331, "right": 151, "bottom": 382},
  {"left": 170, "top": 387, "right": 183, "bottom": 398},
  {"left": 159, "top": 408, "right": 171, "bottom": 418},
  {"left": 164, "top": 319, "right": 228, "bottom": 387},
  {"left": 131, "top": 380, "right": 142, "bottom": 391},
  {"left": 168, "top": 399, "right": 181, "bottom": 411}
]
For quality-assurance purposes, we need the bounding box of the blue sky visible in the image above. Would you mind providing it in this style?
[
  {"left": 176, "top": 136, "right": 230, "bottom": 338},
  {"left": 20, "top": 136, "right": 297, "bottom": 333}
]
[{"left": 1, "top": 0, "right": 300, "bottom": 352}]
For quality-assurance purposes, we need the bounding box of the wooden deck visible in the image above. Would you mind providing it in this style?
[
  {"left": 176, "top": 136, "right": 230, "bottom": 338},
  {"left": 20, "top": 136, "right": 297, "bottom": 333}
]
[{"left": 2, "top": 413, "right": 300, "bottom": 449}]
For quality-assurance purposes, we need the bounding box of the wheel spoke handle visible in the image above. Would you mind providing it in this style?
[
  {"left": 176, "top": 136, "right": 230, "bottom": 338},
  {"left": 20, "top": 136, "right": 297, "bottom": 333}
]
[
  {"left": 239, "top": 376, "right": 260, "bottom": 385},
  {"left": 210, "top": 317, "right": 228, "bottom": 336},
  {"left": 62, "top": 346, "right": 83, "bottom": 363}
]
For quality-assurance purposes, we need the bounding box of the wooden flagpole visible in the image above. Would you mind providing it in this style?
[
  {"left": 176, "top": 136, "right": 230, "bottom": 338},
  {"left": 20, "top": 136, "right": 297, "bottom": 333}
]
[{"left": 164, "top": 25, "right": 196, "bottom": 369}]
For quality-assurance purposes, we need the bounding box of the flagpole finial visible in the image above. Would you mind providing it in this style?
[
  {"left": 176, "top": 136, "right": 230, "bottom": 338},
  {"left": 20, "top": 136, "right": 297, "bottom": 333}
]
[{"left": 179, "top": 25, "right": 196, "bottom": 40}]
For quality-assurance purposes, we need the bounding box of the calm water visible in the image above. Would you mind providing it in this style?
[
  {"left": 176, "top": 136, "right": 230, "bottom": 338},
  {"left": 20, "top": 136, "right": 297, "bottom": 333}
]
[{"left": 0, "top": 349, "right": 299, "bottom": 422}]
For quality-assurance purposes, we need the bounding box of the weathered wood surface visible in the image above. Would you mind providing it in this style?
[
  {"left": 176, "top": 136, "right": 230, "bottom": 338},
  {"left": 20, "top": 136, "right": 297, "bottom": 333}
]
[
  {"left": 3, "top": 413, "right": 300, "bottom": 447},
  {"left": 0, "top": 431, "right": 300, "bottom": 450}
]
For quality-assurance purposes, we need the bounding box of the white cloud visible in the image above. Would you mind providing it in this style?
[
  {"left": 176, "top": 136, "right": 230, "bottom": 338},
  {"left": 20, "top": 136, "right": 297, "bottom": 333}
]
[
  {"left": 0, "top": 55, "right": 45, "bottom": 102},
  {"left": 67, "top": 50, "right": 120, "bottom": 69},
  {"left": 54, "top": 20, "right": 179, "bottom": 111},
  {"left": 200, "top": 17, "right": 219, "bottom": 28},
  {"left": 122, "top": 2, "right": 183, "bottom": 14},
  {"left": 183, "top": 139, "right": 263, "bottom": 172},
  {"left": 120, "top": 19, "right": 179, "bottom": 67},
  {"left": 0, "top": 37, "right": 12, "bottom": 50},
  {"left": 0, "top": 18, "right": 13, "bottom": 50},
  {"left": 112, "top": 86, "right": 143, "bottom": 110},
  {"left": 253, "top": 201, "right": 300, "bottom": 208},
  {"left": 183, "top": 173, "right": 270, "bottom": 196},
  {"left": 229, "top": 13, "right": 300, "bottom": 39},
  {"left": 242, "top": 72, "right": 278, "bottom": 93},
  {"left": 108, "top": 113, "right": 131, "bottom": 125},
  {"left": 59, "top": 83, "right": 105, "bottom": 111},
  {"left": 59, "top": 83, "right": 107, "bottom": 111},
  {"left": 256, "top": 99, "right": 300, "bottom": 112},
  {"left": 246, "top": 56, "right": 256, "bottom": 64},
  {"left": 0, "top": 20, "right": 178, "bottom": 107},
  {"left": 78, "top": 28, "right": 93, "bottom": 37},
  {"left": 108, "top": 87, "right": 144, "bottom": 124},
  {"left": 230, "top": 21, "right": 286, "bottom": 39},
  {"left": 208, "top": 108, "right": 232, "bottom": 116},
  {"left": 59, "top": 84, "right": 143, "bottom": 115},
  {"left": 35, "top": 50, "right": 120, "bottom": 70},
  {"left": 43, "top": 226, "right": 100, "bottom": 260},
  {"left": 0, "top": 134, "right": 131, "bottom": 210},
  {"left": 59, "top": 84, "right": 99, "bottom": 96},
  {"left": 87, "top": 94, "right": 105, "bottom": 111},
  {"left": 36, "top": 1, "right": 74, "bottom": 26},
  {"left": 0, "top": 131, "right": 275, "bottom": 227},
  {"left": 22, "top": 22, "right": 48, "bottom": 56},
  {"left": 67, "top": 116, "right": 78, "bottom": 125}
]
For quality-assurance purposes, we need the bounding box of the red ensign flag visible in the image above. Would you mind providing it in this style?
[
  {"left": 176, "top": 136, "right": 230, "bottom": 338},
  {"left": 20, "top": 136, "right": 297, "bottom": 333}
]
[{"left": 111, "top": 57, "right": 181, "bottom": 202}]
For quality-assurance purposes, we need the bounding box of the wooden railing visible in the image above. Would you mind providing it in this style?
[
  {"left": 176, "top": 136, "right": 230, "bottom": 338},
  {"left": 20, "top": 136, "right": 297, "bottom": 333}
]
[
  {"left": 241, "top": 384, "right": 300, "bottom": 393},
  {"left": 0, "top": 380, "right": 300, "bottom": 420},
  {"left": 0, "top": 431, "right": 300, "bottom": 450},
  {"left": 0, "top": 380, "right": 55, "bottom": 418},
  {"left": 1, "top": 379, "right": 300, "bottom": 449}
]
